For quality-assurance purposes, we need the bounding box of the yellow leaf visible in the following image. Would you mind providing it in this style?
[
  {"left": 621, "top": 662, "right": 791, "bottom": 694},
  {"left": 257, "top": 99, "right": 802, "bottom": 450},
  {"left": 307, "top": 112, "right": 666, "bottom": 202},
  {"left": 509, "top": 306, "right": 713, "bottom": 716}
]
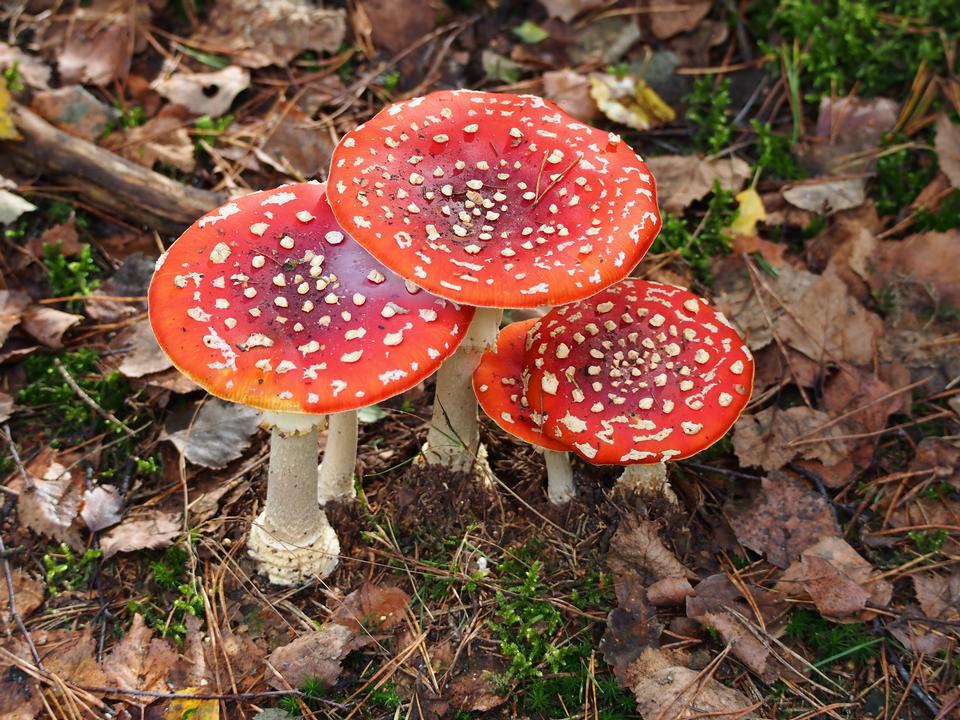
[
  {"left": 162, "top": 688, "right": 219, "bottom": 720},
  {"left": 729, "top": 187, "right": 766, "bottom": 237},
  {"left": 0, "top": 76, "right": 20, "bottom": 141},
  {"left": 589, "top": 73, "right": 676, "bottom": 131}
]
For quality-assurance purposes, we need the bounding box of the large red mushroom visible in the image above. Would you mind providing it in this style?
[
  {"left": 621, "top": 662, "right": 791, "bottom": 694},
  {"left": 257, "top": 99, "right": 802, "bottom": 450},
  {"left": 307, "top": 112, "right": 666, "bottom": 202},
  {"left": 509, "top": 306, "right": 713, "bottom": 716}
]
[
  {"left": 327, "top": 89, "right": 660, "bottom": 481},
  {"left": 149, "top": 181, "right": 473, "bottom": 583}
]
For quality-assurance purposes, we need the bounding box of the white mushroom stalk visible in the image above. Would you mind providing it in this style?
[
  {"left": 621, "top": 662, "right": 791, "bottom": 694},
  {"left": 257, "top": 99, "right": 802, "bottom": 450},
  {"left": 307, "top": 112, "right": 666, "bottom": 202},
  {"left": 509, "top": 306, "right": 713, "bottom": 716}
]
[
  {"left": 318, "top": 410, "right": 359, "bottom": 503},
  {"left": 542, "top": 449, "right": 575, "bottom": 504},
  {"left": 424, "top": 306, "right": 502, "bottom": 482},
  {"left": 249, "top": 412, "right": 339, "bottom": 585}
]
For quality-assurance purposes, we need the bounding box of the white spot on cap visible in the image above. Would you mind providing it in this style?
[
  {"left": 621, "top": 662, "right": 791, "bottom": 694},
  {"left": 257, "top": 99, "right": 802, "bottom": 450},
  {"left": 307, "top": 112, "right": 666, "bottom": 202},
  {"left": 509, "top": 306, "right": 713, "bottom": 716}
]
[
  {"left": 209, "top": 243, "right": 231, "bottom": 263},
  {"left": 325, "top": 230, "right": 344, "bottom": 245},
  {"left": 296, "top": 211, "right": 315, "bottom": 222},
  {"left": 341, "top": 350, "right": 363, "bottom": 363},
  {"left": 249, "top": 222, "right": 269, "bottom": 236}
]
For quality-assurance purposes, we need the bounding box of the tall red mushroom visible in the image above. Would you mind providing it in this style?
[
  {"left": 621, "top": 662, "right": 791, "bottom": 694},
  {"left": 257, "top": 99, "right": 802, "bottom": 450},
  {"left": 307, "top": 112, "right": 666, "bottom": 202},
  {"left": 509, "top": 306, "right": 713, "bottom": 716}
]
[
  {"left": 149, "top": 182, "right": 473, "bottom": 584},
  {"left": 327, "top": 90, "right": 660, "bottom": 480}
]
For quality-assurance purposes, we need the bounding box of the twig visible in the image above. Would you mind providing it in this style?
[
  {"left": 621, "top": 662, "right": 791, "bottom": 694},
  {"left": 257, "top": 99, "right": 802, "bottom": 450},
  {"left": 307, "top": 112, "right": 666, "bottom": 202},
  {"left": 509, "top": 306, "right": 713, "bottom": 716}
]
[
  {"left": 73, "top": 685, "right": 348, "bottom": 706},
  {"left": 879, "top": 627, "right": 941, "bottom": 718},
  {"left": 53, "top": 358, "right": 135, "bottom": 438},
  {"left": 0, "top": 427, "right": 45, "bottom": 670}
]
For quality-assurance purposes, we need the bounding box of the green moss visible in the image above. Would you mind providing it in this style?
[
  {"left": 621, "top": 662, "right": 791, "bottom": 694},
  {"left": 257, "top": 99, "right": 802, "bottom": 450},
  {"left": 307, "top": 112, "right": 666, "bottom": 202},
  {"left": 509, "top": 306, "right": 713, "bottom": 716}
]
[
  {"left": 752, "top": 119, "right": 802, "bottom": 180},
  {"left": 785, "top": 609, "right": 879, "bottom": 668},
  {"left": 685, "top": 76, "right": 732, "bottom": 154},
  {"left": 873, "top": 141, "right": 937, "bottom": 217}
]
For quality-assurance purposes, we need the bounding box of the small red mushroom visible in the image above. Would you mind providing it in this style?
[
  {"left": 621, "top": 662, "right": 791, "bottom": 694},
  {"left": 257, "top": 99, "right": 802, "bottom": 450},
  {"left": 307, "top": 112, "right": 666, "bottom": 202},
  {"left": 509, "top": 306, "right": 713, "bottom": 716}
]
[
  {"left": 473, "top": 318, "right": 575, "bottom": 503},
  {"left": 524, "top": 279, "right": 754, "bottom": 496},
  {"left": 326, "top": 90, "right": 660, "bottom": 480},
  {"left": 149, "top": 181, "right": 473, "bottom": 583}
]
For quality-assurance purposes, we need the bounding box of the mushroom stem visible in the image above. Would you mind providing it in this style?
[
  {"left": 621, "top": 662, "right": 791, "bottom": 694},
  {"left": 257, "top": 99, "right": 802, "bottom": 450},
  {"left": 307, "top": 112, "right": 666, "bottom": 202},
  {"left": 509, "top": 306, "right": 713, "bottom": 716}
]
[
  {"left": 248, "top": 412, "right": 339, "bottom": 585},
  {"left": 617, "top": 462, "right": 676, "bottom": 501},
  {"left": 424, "top": 307, "right": 502, "bottom": 482},
  {"left": 318, "top": 410, "right": 359, "bottom": 504},
  {"left": 543, "top": 449, "right": 575, "bottom": 504}
]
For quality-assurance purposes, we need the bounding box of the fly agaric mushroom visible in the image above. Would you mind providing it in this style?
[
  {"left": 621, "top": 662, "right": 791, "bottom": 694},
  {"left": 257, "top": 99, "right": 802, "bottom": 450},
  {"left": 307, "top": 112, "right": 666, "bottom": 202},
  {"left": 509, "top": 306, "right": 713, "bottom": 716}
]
[
  {"left": 522, "top": 279, "right": 754, "bottom": 496},
  {"left": 473, "top": 318, "right": 575, "bottom": 504},
  {"left": 149, "top": 181, "right": 473, "bottom": 584},
  {"left": 327, "top": 89, "right": 660, "bottom": 480}
]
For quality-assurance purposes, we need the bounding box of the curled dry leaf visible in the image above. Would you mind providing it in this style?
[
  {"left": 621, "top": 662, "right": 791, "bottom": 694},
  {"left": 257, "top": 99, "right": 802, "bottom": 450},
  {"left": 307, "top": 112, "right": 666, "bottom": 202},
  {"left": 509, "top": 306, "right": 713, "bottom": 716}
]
[
  {"left": 733, "top": 406, "right": 848, "bottom": 473},
  {"left": 17, "top": 451, "right": 85, "bottom": 549},
  {"left": 117, "top": 320, "right": 172, "bottom": 378},
  {"left": 20, "top": 305, "right": 83, "bottom": 349},
  {"left": 161, "top": 398, "right": 262, "bottom": 469},
  {"left": 724, "top": 472, "right": 840, "bottom": 568},
  {"left": 99, "top": 508, "right": 181, "bottom": 558},
  {"left": 0, "top": 290, "right": 30, "bottom": 347},
  {"left": 608, "top": 514, "right": 694, "bottom": 582},
  {"left": 80, "top": 485, "right": 124, "bottom": 533},
  {"left": 151, "top": 65, "right": 250, "bottom": 118},
  {"left": 626, "top": 647, "right": 756, "bottom": 720},
  {"left": 644, "top": 155, "right": 751, "bottom": 214},
  {"left": 782, "top": 178, "right": 866, "bottom": 214},
  {"left": 647, "top": 576, "right": 695, "bottom": 606},
  {"left": 103, "top": 613, "right": 179, "bottom": 699},
  {"left": 202, "top": 0, "right": 346, "bottom": 68},
  {"left": 776, "top": 536, "right": 892, "bottom": 621}
]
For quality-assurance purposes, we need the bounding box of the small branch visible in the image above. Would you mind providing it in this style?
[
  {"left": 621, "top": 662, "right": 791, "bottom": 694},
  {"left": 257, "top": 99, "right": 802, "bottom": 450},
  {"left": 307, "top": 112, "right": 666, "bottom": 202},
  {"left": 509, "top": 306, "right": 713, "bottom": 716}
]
[{"left": 53, "top": 358, "right": 135, "bottom": 438}]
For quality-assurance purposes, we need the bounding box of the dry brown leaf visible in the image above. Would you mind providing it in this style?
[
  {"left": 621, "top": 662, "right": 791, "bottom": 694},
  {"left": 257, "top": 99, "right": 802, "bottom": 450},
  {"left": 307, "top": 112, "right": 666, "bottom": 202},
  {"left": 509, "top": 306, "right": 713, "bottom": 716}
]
[
  {"left": 0, "top": 666, "right": 42, "bottom": 718},
  {"left": 329, "top": 582, "right": 410, "bottom": 632},
  {"left": 103, "top": 614, "right": 179, "bottom": 698},
  {"left": 0, "top": 42, "right": 51, "bottom": 90},
  {"left": 822, "top": 365, "right": 903, "bottom": 467},
  {"left": 116, "top": 320, "right": 172, "bottom": 378},
  {"left": 543, "top": 69, "right": 600, "bottom": 123},
  {"left": 31, "top": 86, "right": 117, "bottom": 141},
  {"left": 359, "top": 0, "right": 438, "bottom": 55},
  {"left": 776, "top": 536, "right": 892, "bottom": 620},
  {"left": 20, "top": 305, "right": 82, "bottom": 349},
  {"left": 702, "top": 611, "right": 779, "bottom": 683},
  {"left": 161, "top": 398, "right": 262, "bottom": 469},
  {"left": 258, "top": 109, "right": 335, "bottom": 179},
  {"left": 105, "top": 115, "right": 196, "bottom": 173},
  {"left": 28, "top": 217, "right": 84, "bottom": 259},
  {"left": 782, "top": 178, "right": 866, "bottom": 214},
  {"left": 17, "top": 451, "right": 84, "bottom": 549},
  {"left": 725, "top": 472, "right": 840, "bottom": 568},
  {"left": 152, "top": 66, "right": 249, "bottom": 118},
  {"left": 86, "top": 253, "right": 153, "bottom": 323},
  {"left": 733, "top": 406, "right": 847, "bottom": 472},
  {"left": 802, "top": 96, "right": 899, "bottom": 175},
  {"left": 774, "top": 269, "right": 883, "bottom": 365},
  {"left": 54, "top": 0, "right": 145, "bottom": 86},
  {"left": 871, "top": 229, "right": 960, "bottom": 309},
  {"left": 80, "top": 485, "right": 124, "bottom": 533},
  {"left": 608, "top": 514, "right": 694, "bottom": 581},
  {"left": 641, "top": 0, "right": 712, "bottom": 39},
  {"left": 0, "top": 570, "right": 43, "bottom": 634},
  {"left": 538, "top": 0, "right": 606, "bottom": 22},
  {"left": 99, "top": 509, "right": 181, "bottom": 558},
  {"left": 0, "top": 290, "right": 31, "bottom": 347},
  {"left": 43, "top": 628, "right": 109, "bottom": 689},
  {"left": 643, "top": 155, "right": 750, "bottom": 214},
  {"left": 266, "top": 623, "right": 370, "bottom": 690},
  {"left": 909, "top": 437, "right": 960, "bottom": 491},
  {"left": 686, "top": 574, "right": 789, "bottom": 628},
  {"left": 647, "top": 576, "right": 695, "bottom": 606},
  {"left": 912, "top": 571, "right": 960, "bottom": 621},
  {"left": 935, "top": 114, "right": 960, "bottom": 189},
  {"left": 201, "top": 0, "right": 347, "bottom": 68},
  {"left": 626, "top": 647, "right": 756, "bottom": 719}
]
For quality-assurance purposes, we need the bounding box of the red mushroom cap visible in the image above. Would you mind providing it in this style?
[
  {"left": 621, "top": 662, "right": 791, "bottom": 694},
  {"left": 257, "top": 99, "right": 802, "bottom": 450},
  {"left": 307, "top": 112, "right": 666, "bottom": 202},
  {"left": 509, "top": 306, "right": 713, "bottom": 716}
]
[
  {"left": 524, "top": 279, "right": 754, "bottom": 465},
  {"left": 327, "top": 90, "right": 660, "bottom": 308},
  {"left": 149, "top": 182, "right": 475, "bottom": 414},
  {"left": 473, "top": 318, "right": 568, "bottom": 452}
]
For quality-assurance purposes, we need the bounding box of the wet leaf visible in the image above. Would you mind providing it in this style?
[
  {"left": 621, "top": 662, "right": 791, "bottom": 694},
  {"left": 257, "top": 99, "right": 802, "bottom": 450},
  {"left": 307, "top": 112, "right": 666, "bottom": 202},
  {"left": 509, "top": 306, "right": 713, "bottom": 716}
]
[
  {"left": 725, "top": 472, "right": 839, "bottom": 568},
  {"left": 600, "top": 573, "right": 661, "bottom": 683},
  {"left": 161, "top": 398, "right": 262, "bottom": 469}
]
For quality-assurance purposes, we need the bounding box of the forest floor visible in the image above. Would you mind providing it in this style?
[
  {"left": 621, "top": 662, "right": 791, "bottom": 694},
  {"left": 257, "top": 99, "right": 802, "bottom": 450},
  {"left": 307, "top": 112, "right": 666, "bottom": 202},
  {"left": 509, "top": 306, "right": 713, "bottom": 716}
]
[{"left": 0, "top": 0, "right": 958, "bottom": 718}]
